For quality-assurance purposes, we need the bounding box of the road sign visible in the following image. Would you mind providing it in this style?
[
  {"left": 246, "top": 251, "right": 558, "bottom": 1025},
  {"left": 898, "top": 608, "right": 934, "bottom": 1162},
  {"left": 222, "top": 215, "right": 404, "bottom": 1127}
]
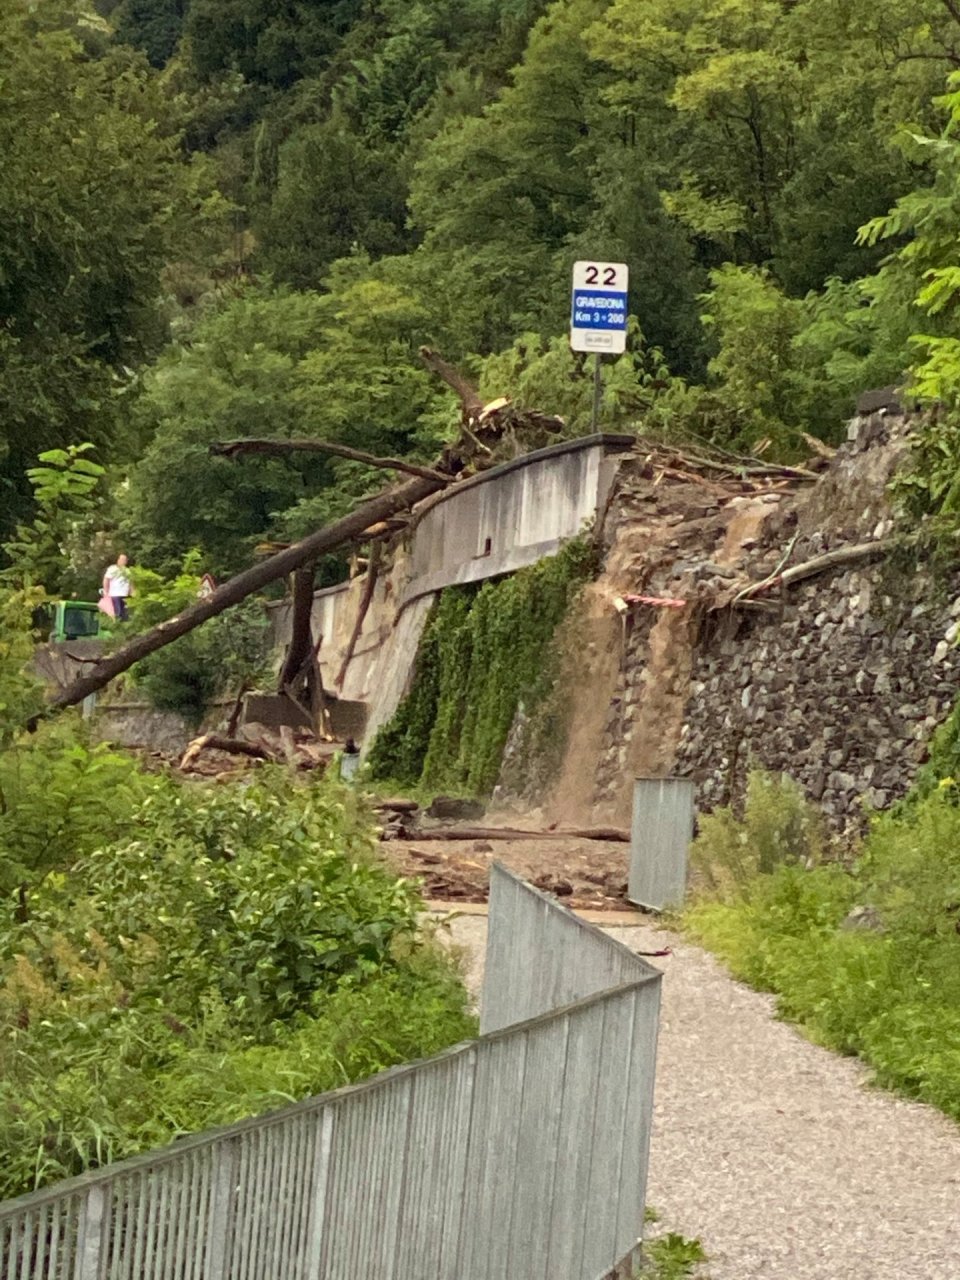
[{"left": 570, "top": 260, "right": 629, "bottom": 354}]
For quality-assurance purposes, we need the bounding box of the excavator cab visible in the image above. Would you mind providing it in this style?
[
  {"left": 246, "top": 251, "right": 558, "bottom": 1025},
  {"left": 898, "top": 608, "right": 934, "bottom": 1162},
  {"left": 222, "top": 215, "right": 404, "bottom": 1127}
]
[{"left": 32, "top": 600, "right": 102, "bottom": 643}]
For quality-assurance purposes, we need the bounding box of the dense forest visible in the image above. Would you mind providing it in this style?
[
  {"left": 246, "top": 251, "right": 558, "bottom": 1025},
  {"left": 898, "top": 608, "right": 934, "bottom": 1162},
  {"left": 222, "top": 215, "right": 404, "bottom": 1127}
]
[{"left": 6, "top": 0, "right": 960, "bottom": 589}]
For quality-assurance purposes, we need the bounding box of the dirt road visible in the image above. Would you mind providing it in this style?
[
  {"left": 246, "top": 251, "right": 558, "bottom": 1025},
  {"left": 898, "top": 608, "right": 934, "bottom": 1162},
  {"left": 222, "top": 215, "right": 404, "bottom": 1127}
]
[{"left": 447, "top": 911, "right": 960, "bottom": 1280}]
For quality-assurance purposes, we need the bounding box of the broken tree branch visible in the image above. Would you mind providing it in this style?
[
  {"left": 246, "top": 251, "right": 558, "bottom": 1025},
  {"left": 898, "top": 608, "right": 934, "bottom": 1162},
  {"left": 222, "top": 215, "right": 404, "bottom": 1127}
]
[
  {"left": 418, "top": 347, "right": 484, "bottom": 418},
  {"left": 179, "top": 733, "right": 273, "bottom": 770},
  {"left": 733, "top": 540, "right": 892, "bottom": 605},
  {"left": 209, "top": 438, "right": 452, "bottom": 485},
  {"left": 41, "top": 472, "right": 447, "bottom": 718}
]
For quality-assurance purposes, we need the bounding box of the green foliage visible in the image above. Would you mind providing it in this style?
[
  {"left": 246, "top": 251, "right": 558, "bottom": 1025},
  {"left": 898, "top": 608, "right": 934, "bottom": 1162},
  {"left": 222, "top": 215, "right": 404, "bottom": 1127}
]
[
  {"left": 367, "top": 539, "right": 596, "bottom": 795},
  {"left": 858, "top": 79, "right": 960, "bottom": 537},
  {"left": 125, "top": 279, "right": 453, "bottom": 577},
  {"left": 113, "top": 0, "right": 188, "bottom": 66},
  {"left": 1, "top": 446, "right": 106, "bottom": 596},
  {"left": 477, "top": 325, "right": 683, "bottom": 437},
  {"left": 0, "top": 7, "right": 198, "bottom": 544},
  {"left": 690, "top": 771, "right": 825, "bottom": 898},
  {"left": 687, "top": 776, "right": 960, "bottom": 1123},
  {"left": 253, "top": 118, "right": 408, "bottom": 289},
  {"left": 0, "top": 723, "right": 148, "bottom": 899},
  {"left": 124, "top": 559, "right": 271, "bottom": 724},
  {"left": 0, "top": 770, "right": 475, "bottom": 1195},
  {"left": 636, "top": 1233, "right": 708, "bottom": 1280},
  {"left": 0, "top": 593, "right": 46, "bottom": 753}
]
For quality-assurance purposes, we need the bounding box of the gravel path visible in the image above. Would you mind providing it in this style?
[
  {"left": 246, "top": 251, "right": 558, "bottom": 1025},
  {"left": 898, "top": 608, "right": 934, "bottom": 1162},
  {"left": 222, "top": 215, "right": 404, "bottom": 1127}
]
[{"left": 446, "top": 913, "right": 960, "bottom": 1279}]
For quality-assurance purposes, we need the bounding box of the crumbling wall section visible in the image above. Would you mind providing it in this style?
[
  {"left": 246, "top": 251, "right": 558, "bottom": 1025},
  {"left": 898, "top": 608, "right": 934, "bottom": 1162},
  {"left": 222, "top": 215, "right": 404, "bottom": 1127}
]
[{"left": 580, "top": 407, "right": 960, "bottom": 828}]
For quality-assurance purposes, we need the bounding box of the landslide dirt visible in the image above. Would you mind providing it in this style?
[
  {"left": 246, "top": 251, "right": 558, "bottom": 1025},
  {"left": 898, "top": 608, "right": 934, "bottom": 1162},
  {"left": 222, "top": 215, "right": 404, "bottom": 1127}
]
[{"left": 380, "top": 825, "right": 632, "bottom": 911}]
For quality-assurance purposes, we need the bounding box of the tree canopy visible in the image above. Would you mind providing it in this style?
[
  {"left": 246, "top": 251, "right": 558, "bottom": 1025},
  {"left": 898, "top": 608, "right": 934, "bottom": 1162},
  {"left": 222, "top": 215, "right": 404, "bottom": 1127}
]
[{"left": 6, "top": 0, "right": 960, "bottom": 583}]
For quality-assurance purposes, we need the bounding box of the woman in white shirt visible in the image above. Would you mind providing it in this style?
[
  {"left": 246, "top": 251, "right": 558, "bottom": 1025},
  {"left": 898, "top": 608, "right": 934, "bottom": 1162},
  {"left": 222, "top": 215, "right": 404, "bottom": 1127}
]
[{"left": 102, "top": 553, "right": 133, "bottom": 620}]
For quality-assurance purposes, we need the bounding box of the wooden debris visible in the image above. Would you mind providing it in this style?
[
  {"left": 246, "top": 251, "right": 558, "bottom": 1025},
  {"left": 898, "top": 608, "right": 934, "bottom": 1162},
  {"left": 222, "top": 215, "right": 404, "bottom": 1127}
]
[
  {"left": 384, "top": 824, "right": 630, "bottom": 844},
  {"left": 733, "top": 540, "right": 892, "bottom": 605},
  {"left": 209, "top": 438, "right": 452, "bottom": 485},
  {"left": 179, "top": 733, "right": 273, "bottom": 770},
  {"left": 374, "top": 798, "right": 420, "bottom": 814},
  {"left": 800, "top": 431, "right": 838, "bottom": 460}
]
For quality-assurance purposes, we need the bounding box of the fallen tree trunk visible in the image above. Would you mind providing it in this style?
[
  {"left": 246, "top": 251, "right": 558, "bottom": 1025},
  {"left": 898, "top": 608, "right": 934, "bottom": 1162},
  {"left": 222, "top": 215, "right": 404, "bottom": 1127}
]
[
  {"left": 210, "top": 438, "right": 451, "bottom": 485},
  {"left": 336, "top": 541, "right": 380, "bottom": 690},
  {"left": 384, "top": 825, "right": 631, "bottom": 844},
  {"left": 36, "top": 347, "right": 561, "bottom": 725},
  {"left": 41, "top": 472, "right": 445, "bottom": 718}
]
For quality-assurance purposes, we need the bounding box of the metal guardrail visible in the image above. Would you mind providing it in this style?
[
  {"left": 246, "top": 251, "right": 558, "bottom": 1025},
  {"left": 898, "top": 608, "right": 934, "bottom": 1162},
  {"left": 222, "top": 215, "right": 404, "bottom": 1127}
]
[
  {"left": 628, "top": 776, "right": 697, "bottom": 911},
  {"left": 1, "top": 865, "right": 662, "bottom": 1280}
]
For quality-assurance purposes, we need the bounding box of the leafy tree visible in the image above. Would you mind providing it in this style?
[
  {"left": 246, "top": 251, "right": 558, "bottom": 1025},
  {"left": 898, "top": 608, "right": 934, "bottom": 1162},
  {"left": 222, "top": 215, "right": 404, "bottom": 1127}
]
[
  {"left": 185, "top": 0, "right": 364, "bottom": 89},
  {"left": 852, "top": 75, "right": 960, "bottom": 527},
  {"left": 253, "top": 117, "right": 408, "bottom": 287},
  {"left": 406, "top": 0, "right": 616, "bottom": 356},
  {"left": 0, "top": 8, "right": 195, "bottom": 544},
  {"left": 125, "top": 276, "right": 453, "bottom": 575}
]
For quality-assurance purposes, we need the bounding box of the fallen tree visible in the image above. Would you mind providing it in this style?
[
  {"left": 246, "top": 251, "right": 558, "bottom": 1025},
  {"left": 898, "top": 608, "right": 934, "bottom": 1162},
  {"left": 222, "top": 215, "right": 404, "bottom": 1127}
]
[
  {"left": 209, "top": 438, "right": 451, "bottom": 485},
  {"left": 33, "top": 347, "right": 605, "bottom": 725},
  {"left": 39, "top": 471, "right": 445, "bottom": 719},
  {"left": 383, "top": 824, "right": 631, "bottom": 844}
]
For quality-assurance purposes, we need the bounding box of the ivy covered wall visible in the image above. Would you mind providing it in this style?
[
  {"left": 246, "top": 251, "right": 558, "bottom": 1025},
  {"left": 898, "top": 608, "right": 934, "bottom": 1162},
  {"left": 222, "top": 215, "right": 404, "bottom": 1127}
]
[{"left": 367, "top": 539, "right": 596, "bottom": 796}]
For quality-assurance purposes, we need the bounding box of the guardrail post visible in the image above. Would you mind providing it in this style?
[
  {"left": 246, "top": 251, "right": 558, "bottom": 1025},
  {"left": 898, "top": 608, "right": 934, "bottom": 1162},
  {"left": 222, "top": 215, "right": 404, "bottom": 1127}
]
[
  {"left": 628, "top": 776, "right": 696, "bottom": 910},
  {"left": 205, "top": 1141, "right": 237, "bottom": 1280},
  {"left": 73, "top": 1186, "right": 105, "bottom": 1280}
]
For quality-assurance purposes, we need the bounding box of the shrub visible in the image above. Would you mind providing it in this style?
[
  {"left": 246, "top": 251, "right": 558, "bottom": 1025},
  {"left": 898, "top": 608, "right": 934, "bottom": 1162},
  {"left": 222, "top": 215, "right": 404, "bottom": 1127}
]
[
  {"left": 690, "top": 770, "right": 824, "bottom": 898},
  {"left": 123, "top": 560, "right": 271, "bottom": 725},
  {"left": 0, "top": 721, "right": 150, "bottom": 900},
  {"left": 0, "top": 769, "right": 476, "bottom": 1195}
]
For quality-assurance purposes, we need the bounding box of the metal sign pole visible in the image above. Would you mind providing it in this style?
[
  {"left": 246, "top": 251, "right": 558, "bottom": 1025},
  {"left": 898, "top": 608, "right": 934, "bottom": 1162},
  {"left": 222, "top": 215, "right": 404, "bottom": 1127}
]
[{"left": 591, "top": 354, "right": 602, "bottom": 430}]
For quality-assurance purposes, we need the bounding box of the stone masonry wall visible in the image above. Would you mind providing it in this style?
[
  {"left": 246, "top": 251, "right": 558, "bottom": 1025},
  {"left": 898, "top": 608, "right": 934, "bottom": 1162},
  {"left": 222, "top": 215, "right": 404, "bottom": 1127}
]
[
  {"left": 673, "top": 564, "right": 960, "bottom": 824},
  {"left": 579, "top": 407, "right": 960, "bottom": 828}
]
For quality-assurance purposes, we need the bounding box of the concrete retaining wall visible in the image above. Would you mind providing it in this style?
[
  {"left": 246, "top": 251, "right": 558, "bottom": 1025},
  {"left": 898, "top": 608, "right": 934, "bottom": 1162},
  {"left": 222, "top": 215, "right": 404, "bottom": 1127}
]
[{"left": 268, "top": 435, "right": 635, "bottom": 736}]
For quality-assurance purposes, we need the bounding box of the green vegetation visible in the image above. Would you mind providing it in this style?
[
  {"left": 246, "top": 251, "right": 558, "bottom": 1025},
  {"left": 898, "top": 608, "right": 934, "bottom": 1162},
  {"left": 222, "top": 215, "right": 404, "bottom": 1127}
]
[
  {"left": 637, "top": 1233, "right": 708, "bottom": 1280},
  {"left": 367, "top": 538, "right": 596, "bottom": 795},
  {"left": 0, "top": 751, "right": 474, "bottom": 1197},
  {"left": 687, "top": 771, "right": 960, "bottom": 1123},
  {"left": 0, "top": 585, "right": 473, "bottom": 1199},
  {"left": 122, "top": 557, "right": 272, "bottom": 724},
  {"left": 10, "top": 0, "right": 960, "bottom": 1212}
]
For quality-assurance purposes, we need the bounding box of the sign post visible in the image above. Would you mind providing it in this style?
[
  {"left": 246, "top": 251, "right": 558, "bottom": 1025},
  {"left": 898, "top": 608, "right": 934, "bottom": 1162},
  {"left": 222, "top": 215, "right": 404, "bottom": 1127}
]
[{"left": 570, "top": 260, "right": 629, "bottom": 430}]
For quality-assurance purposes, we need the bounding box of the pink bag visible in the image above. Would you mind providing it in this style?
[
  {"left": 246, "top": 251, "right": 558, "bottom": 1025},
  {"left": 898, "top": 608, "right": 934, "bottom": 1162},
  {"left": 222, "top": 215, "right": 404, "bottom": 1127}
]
[{"left": 98, "top": 596, "right": 115, "bottom": 618}]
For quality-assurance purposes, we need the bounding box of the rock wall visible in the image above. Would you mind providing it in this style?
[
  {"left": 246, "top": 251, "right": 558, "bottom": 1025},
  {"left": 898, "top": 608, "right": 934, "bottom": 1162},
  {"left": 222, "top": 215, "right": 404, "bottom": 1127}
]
[
  {"left": 673, "top": 564, "right": 960, "bottom": 823},
  {"left": 567, "top": 407, "right": 960, "bottom": 828}
]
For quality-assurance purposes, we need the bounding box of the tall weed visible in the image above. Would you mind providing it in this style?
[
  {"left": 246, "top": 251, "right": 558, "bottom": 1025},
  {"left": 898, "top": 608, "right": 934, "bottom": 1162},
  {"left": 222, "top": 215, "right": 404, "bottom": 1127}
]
[{"left": 690, "top": 771, "right": 824, "bottom": 897}]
